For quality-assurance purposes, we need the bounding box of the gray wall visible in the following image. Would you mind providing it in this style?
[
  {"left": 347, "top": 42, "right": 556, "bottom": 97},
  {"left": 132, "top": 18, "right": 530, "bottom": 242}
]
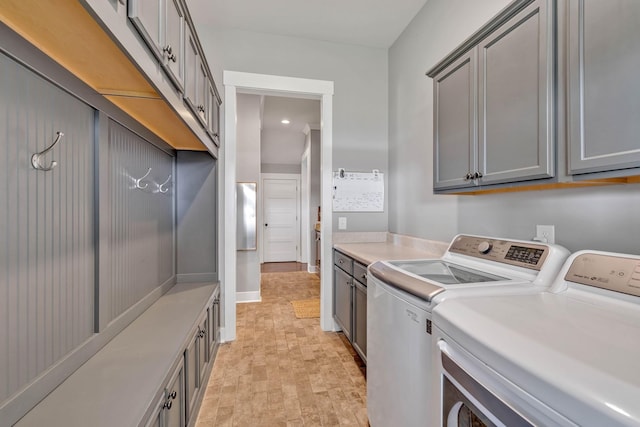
[
  {"left": 236, "top": 94, "right": 261, "bottom": 296},
  {"left": 196, "top": 27, "right": 389, "bottom": 232},
  {"left": 388, "top": 0, "right": 640, "bottom": 254},
  {"left": 176, "top": 151, "right": 218, "bottom": 282},
  {"left": 309, "top": 130, "right": 321, "bottom": 262}
]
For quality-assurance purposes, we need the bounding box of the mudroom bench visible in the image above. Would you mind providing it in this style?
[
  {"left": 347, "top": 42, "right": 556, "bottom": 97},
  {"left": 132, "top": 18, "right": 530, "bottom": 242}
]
[{"left": 16, "top": 282, "right": 221, "bottom": 427}]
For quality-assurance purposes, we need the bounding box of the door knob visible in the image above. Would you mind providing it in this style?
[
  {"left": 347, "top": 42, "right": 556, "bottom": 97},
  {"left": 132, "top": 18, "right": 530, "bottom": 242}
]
[{"left": 264, "top": 223, "right": 268, "bottom": 227}]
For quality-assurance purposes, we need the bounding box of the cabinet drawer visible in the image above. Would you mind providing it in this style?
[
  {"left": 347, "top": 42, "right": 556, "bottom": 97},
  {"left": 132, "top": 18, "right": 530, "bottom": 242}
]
[
  {"left": 334, "top": 251, "right": 353, "bottom": 275},
  {"left": 353, "top": 262, "right": 368, "bottom": 286}
]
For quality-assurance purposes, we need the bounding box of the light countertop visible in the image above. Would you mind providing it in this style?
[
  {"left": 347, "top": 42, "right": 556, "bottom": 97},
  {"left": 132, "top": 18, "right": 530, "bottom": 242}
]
[{"left": 333, "top": 234, "right": 448, "bottom": 265}]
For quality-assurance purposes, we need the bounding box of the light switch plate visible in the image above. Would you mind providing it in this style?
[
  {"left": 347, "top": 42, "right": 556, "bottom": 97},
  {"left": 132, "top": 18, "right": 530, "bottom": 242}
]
[{"left": 338, "top": 217, "right": 347, "bottom": 230}]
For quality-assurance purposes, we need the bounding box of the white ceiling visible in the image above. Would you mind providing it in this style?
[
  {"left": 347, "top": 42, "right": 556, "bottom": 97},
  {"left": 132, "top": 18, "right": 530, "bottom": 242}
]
[
  {"left": 261, "top": 96, "right": 320, "bottom": 133},
  {"left": 187, "top": 0, "right": 429, "bottom": 48}
]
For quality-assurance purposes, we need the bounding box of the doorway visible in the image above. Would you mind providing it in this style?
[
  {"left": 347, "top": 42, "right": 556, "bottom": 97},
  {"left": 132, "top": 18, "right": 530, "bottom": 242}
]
[
  {"left": 261, "top": 174, "right": 300, "bottom": 263},
  {"left": 221, "top": 71, "right": 334, "bottom": 341}
]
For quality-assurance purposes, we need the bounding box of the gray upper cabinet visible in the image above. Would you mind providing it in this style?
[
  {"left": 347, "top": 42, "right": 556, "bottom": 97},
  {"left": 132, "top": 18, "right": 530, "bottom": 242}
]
[
  {"left": 567, "top": 0, "right": 640, "bottom": 175},
  {"left": 433, "top": 51, "right": 477, "bottom": 190},
  {"left": 207, "top": 81, "right": 221, "bottom": 146},
  {"left": 478, "top": 0, "right": 554, "bottom": 185},
  {"left": 129, "top": 0, "right": 185, "bottom": 92},
  {"left": 196, "top": 59, "right": 209, "bottom": 127},
  {"left": 184, "top": 23, "right": 200, "bottom": 118},
  {"left": 164, "top": 0, "right": 185, "bottom": 91},
  {"left": 429, "top": 0, "right": 555, "bottom": 192},
  {"left": 129, "top": 0, "right": 163, "bottom": 61}
]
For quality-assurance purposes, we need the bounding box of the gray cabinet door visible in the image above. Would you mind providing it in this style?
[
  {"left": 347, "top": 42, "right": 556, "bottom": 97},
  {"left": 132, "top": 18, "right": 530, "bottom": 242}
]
[
  {"left": 196, "top": 59, "right": 209, "bottom": 127},
  {"left": 164, "top": 361, "right": 185, "bottom": 427},
  {"left": 567, "top": 0, "right": 640, "bottom": 175},
  {"left": 197, "top": 316, "right": 209, "bottom": 387},
  {"left": 353, "top": 282, "right": 367, "bottom": 363},
  {"left": 333, "top": 266, "right": 352, "bottom": 340},
  {"left": 184, "top": 332, "right": 198, "bottom": 422},
  {"left": 478, "top": 0, "right": 554, "bottom": 185},
  {"left": 164, "top": 0, "right": 185, "bottom": 92},
  {"left": 433, "top": 50, "right": 477, "bottom": 190},
  {"left": 0, "top": 53, "right": 95, "bottom": 404},
  {"left": 129, "top": 0, "right": 163, "bottom": 60},
  {"left": 184, "top": 24, "right": 199, "bottom": 116}
]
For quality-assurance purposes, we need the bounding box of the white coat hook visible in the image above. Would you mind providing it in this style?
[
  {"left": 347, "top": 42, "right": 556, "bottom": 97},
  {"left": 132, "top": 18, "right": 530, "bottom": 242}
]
[
  {"left": 31, "top": 131, "right": 64, "bottom": 171},
  {"left": 158, "top": 174, "right": 172, "bottom": 194},
  {"left": 135, "top": 168, "right": 152, "bottom": 189}
]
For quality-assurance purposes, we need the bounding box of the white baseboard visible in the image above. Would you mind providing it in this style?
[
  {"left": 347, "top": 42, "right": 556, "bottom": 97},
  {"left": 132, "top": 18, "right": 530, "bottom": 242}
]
[
  {"left": 307, "top": 265, "right": 318, "bottom": 274},
  {"left": 236, "top": 291, "right": 261, "bottom": 303}
]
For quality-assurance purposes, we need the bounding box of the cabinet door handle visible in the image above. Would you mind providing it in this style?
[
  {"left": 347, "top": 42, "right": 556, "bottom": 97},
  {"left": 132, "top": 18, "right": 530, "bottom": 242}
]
[
  {"left": 163, "top": 400, "right": 172, "bottom": 410},
  {"left": 169, "top": 54, "right": 177, "bottom": 63},
  {"left": 463, "top": 173, "right": 472, "bottom": 181},
  {"left": 169, "top": 390, "right": 177, "bottom": 400},
  {"left": 473, "top": 171, "right": 483, "bottom": 179},
  {"left": 163, "top": 45, "right": 173, "bottom": 55}
]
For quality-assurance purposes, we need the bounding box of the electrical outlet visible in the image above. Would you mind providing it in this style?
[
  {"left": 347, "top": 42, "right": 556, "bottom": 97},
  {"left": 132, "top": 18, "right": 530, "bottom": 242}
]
[
  {"left": 338, "top": 217, "right": 347, "bottom": 230},
  {"left": 535, "top": 225, "right": 555, "bottom": 244}
]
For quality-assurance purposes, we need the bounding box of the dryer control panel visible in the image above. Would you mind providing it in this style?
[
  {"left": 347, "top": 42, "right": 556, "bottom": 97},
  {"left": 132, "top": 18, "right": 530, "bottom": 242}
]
[
  {"left": 448, "top": 235, "right": 549, "bottom": 271},
  {"left": 565, "top": 253, "right": 640, "bottom": 297}
]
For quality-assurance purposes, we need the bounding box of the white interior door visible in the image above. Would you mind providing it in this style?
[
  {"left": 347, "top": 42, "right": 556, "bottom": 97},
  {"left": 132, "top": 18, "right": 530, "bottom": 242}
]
[{"left": 262, "top": 175, "right": 300, "bottom": 262}]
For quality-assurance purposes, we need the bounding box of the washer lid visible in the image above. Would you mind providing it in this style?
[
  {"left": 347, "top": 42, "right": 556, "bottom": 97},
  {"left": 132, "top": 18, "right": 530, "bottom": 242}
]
[
  {"left": 388, "top": 260, "right": 509, "bottom": 284},
  {"left": 369, "top": 261, "right": 445, "bottom": 301},
  {"left": 434, "top": 292, "right": 640, "bottom": 427}
]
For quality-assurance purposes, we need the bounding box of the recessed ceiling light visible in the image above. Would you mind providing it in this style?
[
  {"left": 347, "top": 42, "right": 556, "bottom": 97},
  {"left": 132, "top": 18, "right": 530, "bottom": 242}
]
[{"left": 281, "top": 119, "right": 290, "bottom": 124}]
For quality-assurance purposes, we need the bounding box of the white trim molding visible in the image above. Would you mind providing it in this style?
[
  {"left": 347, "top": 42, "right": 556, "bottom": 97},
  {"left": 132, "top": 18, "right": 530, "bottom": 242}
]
[
  {"left": 236, "top": 291, "right": 262, "bottom": 303},
  {"left": 222, "top": 71, "right": 335, "bottom": 341}
]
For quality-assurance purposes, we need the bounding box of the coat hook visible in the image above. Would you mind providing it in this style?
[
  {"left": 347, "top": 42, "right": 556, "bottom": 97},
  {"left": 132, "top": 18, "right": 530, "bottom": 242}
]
[
  {"left": 31, "top": 131, "right": 64, "bottom": 171},
  {"left": 135, "top": 168, "right": 152, "bottom": 189},
  {"left": 158, "top": 174, "right": 172, "bottom": 194}
]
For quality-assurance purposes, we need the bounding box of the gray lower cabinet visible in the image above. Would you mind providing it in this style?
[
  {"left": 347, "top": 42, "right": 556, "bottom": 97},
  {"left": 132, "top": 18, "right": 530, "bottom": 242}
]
[
  {"left": 333, "top": 250, "right": 367, "bottom": 362},
  {"left": 430, "top": 0, "right": 554, "bottom": 192},
  {"left": 0, "top": 52, "right": 95, "bottom": 405},
  {"left": 185, "top": 312, "right": 208, "bottom": 422},
  {"left": 147, "top": 360, "right": 186, "bottom": 427},
  {"left": 334, "top": 266, "right": 353, "bottom": 340},
  {"left": 567, "top": 0, "right": 640, "bottom": 175},
  {"left": 208, "top": 286, "right": 221, "bottom": 356},
  {"left": 352, "top": 265, "right": 367, "bottom": 362}
]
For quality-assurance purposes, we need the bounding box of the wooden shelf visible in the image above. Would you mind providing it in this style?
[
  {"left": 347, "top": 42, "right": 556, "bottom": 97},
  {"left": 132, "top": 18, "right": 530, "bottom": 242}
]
[{"left": 0, "top": 0, "right": 208, "bottom": 151}]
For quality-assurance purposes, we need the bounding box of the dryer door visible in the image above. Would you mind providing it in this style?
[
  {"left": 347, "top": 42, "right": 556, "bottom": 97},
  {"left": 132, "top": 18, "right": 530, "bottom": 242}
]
[{"left": 441, "top": 352, "right": 533, "bottom": 427}]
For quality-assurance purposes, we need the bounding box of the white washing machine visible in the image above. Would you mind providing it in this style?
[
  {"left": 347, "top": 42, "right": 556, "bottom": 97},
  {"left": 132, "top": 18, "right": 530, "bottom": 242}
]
[
  {"left": 366, "top": 234, "right": 569, "bottom": 427},
  {"left": 433, "top": 250, "right": 640, "bottom": 426}
]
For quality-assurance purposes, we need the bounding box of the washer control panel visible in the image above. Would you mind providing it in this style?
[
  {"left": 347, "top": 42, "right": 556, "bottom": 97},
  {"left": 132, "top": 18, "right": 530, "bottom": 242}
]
[
  {"left": 565, "top": 253, "right": 640, "bottom": 297},
  {"left": 449, "top": 235, "right": 549, "bottom": 271}
]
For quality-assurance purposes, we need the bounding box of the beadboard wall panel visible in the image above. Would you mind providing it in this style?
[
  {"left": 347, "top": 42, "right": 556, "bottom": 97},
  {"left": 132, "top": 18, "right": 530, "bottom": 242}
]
[
  {"left": 106, "top": 120, "right": 175, "bottom": 324},
  {"left": 0, "top": 53, "right": 95, "bottom": 404}
]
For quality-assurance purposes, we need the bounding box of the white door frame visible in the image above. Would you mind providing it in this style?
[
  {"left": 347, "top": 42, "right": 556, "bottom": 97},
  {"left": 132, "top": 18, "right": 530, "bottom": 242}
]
[
  {"left": 222, "top": 71, "right": 334, "bottom": 341},
  {"left": 260, "top": 173, "right": 301, "bottom": 263},
  {"left": 300, "top": 147, "right": 310, "bottom": 266}
]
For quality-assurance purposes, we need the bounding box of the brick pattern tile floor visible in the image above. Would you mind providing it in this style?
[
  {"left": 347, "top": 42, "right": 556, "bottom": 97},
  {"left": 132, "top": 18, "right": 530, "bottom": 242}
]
[{"left": 195, "top": 271, "right": 368, "bottom": 427}]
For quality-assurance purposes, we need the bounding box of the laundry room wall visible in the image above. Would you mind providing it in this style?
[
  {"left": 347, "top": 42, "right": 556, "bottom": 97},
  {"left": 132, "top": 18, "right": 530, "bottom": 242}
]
[
  {"left": 388, "top": 0, "right": 640, "bottom": 253},
  {"left": 236, "top": 94, "right": 262, "bottom": 299},
  {"left": 196, "top": 27, "right": 389, "bottom": 233}
]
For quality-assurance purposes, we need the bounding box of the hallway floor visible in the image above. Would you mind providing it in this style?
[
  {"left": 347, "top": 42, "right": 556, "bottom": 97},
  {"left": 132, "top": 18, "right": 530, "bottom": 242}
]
[{"left": 195, "top": 270, "right": 368, "bottom": 426}]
